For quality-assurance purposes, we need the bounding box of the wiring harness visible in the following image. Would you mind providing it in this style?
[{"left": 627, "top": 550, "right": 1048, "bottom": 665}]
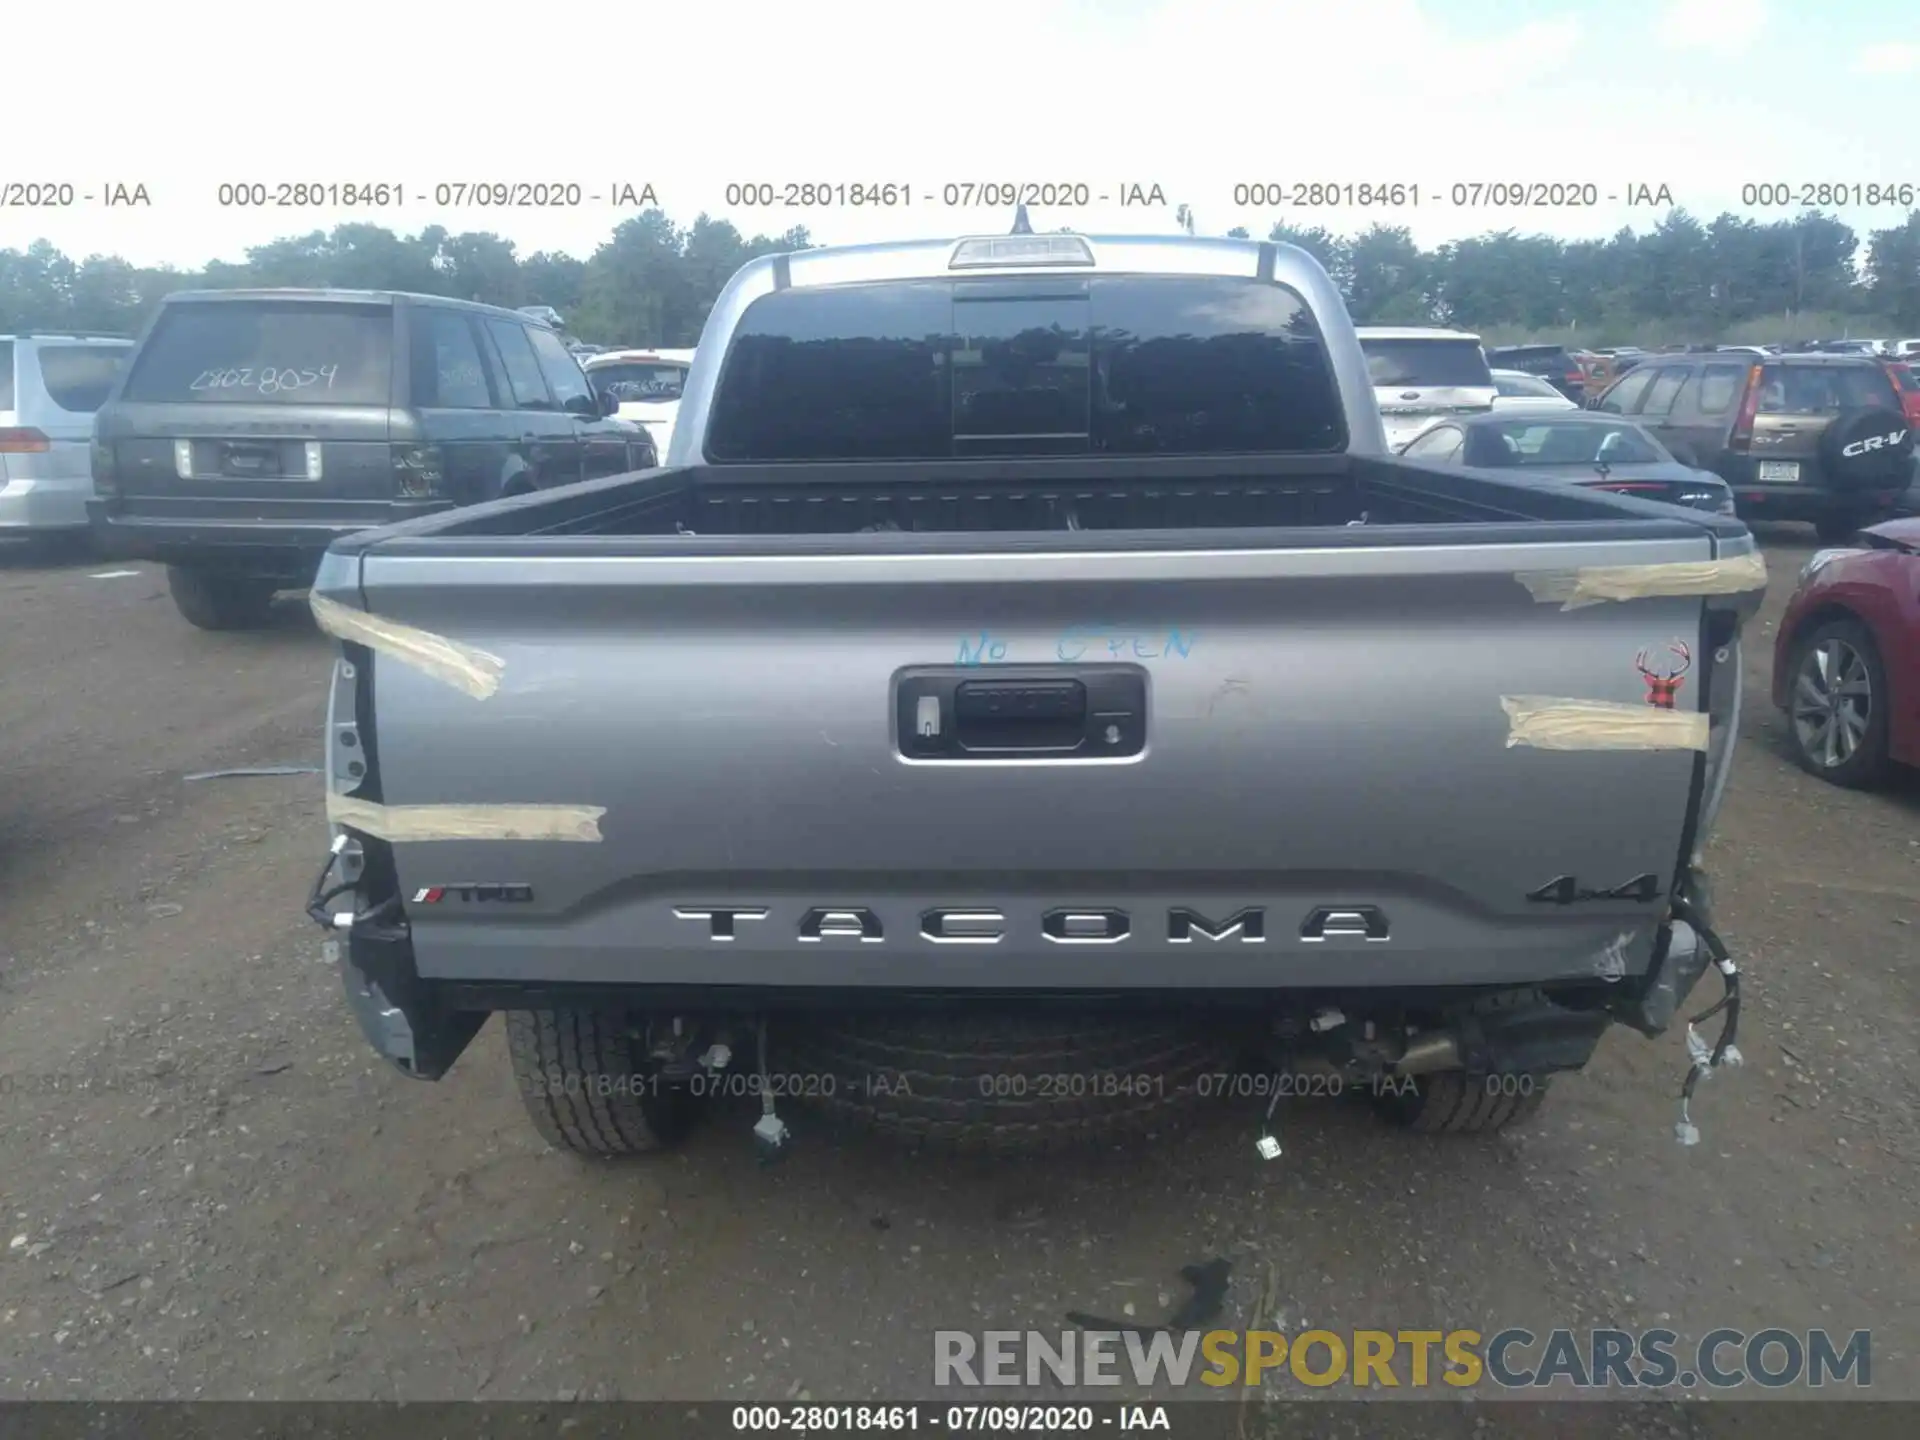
[
  {"left": 305, "top": 833, "right": 400, "bottom": 933},
  {"left": 1668, "top": 889, "right": 1743, "bottom": 1146}
]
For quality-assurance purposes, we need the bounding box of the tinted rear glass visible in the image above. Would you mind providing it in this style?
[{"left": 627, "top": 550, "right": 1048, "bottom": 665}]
[
  {"left": 36, "top": 344, "right": 131, "bottom": 412},
  {"left": 1467, "top": 419, "right": 1663, "bottom": 467},
  {"left": 705, "top": 276, "right": 1345, "bottom": 462},
  {"left": 1360, "top": 338, "right": 1493, "bottom": 388},
  {"left": 1494, "top": 373, "right": 1560, "bottom": 397},
  {"left": 1757, "top": 364, "right": 1899, "bottom": 416},
  {"left": 1489, "top": 346, "right": 1568, "bottom": 371},
  {"left": 587, "top": 361, "right": 689, "bottom": 402},
  {"left": 123, "top": 301, "right": 393, "bottom": 405}
]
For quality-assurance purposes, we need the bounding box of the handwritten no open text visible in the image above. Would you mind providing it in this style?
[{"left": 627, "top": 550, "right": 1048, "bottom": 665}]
[{"left": 957, "top": 626, "right": 1197, "bottom": 666}]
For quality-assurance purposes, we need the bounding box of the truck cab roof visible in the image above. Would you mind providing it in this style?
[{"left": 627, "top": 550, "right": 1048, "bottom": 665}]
[{"left": 759, "top": 231, "right": 1302, "bottom": 286}]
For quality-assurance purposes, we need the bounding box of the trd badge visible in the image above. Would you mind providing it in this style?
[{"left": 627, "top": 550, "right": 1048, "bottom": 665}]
[{"left": 412, "top": 884, "right": 534, "bottom": 904}]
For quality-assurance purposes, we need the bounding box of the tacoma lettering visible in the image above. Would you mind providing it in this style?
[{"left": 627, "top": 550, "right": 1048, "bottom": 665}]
[
  {"left": 670, "top": 905, "right": 770, "bottom": 940},
  {"left": 1299, "top": 905, "right": 1391, "bottom": 942},
  {"left": 921, "top": 908, "right": 1007, "bottom": 943},
  {"left": 1042, "top": 907, "right": 1131, "bottom": 944},
  {"left": 671, "top": 904, "right": 1396, "bottom": 944},
  {"left": 1168, "top": 906, "right": 1266, "bottom": 943},
  {"left": 798, "top": 906, "right": 884, "bottom": 943}
]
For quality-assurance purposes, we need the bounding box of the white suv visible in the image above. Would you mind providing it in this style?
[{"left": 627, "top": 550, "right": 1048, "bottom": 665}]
[
  {"left": 1355, "top": 326, "right": 1498, "bottom": 450},
  {"left": 582, "top": 348, "right": 695, "bottom": 461},
  {"left": 1, "top": 333, "right": 133, "bottom": 544}
]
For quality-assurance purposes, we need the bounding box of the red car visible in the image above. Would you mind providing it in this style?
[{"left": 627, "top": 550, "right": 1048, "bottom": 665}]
[{"left": 1773, "top": 517, "right": 1920, "bottom": 786}]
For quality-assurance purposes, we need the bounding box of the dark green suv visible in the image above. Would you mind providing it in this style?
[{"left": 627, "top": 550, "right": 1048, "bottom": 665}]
[
  {"left": 1588, "top": 351, "right": 1913, "bottom": 541},
  {"left": 89, "top": 289, "right": 656, "bottom": 630}
]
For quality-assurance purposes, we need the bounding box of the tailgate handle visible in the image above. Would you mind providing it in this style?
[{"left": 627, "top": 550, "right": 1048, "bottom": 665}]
[
  {"left": 896, "top": 666, "right": 1146, "bottom": 761},
  {"left": 953, "top": 678, "right": 1086, "bottom": 750}
]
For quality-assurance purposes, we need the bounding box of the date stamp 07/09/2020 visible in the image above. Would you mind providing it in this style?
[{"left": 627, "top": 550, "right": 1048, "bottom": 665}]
[{"left": 7, "top": 175, "right": 1919, "bottom": 214}]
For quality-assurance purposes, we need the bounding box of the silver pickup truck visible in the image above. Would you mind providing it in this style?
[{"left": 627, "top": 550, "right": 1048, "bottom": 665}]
[{"left": 307, "top": 232, "right": 1761, "bottom": 1160}]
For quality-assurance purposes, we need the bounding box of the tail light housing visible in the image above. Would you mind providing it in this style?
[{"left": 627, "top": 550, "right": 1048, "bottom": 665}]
[
  {"left": 90, "top": 437, "right": 119, "bottom": 496},
  {"left": 391, "top": 444, "right": 445, "bottom": 498},
  {"left": 0, "top": 427, "right": 50, "bottom": 454},
  {"left": 1728, "top": 365, "right": 1765, "bottom": 452},
  {"left": 1879, "top": 362, "right": 1920, "bottom": 425}
]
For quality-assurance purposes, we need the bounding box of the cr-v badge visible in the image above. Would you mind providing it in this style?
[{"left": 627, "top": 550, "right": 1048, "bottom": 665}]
[{"left": 1841, "top": 428, "right": 1906, "bottom": 458}]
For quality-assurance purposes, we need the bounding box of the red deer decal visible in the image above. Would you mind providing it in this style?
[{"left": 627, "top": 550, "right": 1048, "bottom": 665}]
[{"left": 1635, "top": 639, "right": 1693, "bottom": 710}]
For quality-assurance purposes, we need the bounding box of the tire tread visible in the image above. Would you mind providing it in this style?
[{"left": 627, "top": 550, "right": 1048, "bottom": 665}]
[
  {"left": 166, "top": 566, "right": 276, "bottom": 631},
  {"left": 505, "top": 1008, "right": 683, "bottom": 1156}
]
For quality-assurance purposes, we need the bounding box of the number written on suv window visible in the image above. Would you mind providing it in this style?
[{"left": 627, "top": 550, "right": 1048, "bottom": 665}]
[
  {"left": 485, "top": 319, "right": 554, "bottom": 410},
  {"left": 525, "top": 324, "right": 597, "bottom": 413},
  {"left": 414, "top": 310, "right": 493, "bottom": 410}
]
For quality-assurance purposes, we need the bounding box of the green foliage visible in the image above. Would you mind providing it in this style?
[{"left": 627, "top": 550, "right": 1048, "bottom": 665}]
[
  {"left": 4, "top": 206, "right": 1918, "bottom": 345},
  {"left": 0, "top": 211, "right": 812, "bottom": 346},
  {"left": 1271, "top": 208, "right": 1920, "bottom": 338}
]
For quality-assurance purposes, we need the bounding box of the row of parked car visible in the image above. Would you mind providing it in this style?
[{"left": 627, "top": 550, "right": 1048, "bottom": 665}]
[
  {"left": 0, "top": 299, "right": 694, "bottom": 618},
  {"left": 1486, "top": 337, "right": 1920, "bottom": 407},
  {"left": 1362, "top": 326, "right": 1920, "bottom": 538},
  {"left": 1358, "top": 326, "right": 1917, "bottom": 792}
]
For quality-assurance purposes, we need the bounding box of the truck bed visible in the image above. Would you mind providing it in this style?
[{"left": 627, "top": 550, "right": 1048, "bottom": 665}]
[
  {"left": 315, "top": 454, "right": 1755, "bottom": 1000},
  {"left": 328, "top": 453, "right": 1736, "bottom": 549}
]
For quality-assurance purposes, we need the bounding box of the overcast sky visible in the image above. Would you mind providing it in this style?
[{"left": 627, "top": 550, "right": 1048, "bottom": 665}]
[{"left": 6, "top": 0, "right": 1914, "bottom": 268}]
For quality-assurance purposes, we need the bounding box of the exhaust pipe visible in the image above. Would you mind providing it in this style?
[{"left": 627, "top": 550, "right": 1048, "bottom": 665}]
[{"left": 1394, "top": 1031, "right": 1462, "bottom": 1075}]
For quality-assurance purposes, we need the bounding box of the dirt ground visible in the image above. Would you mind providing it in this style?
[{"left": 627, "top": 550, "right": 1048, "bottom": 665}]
[{"left": 0, "top": 531, "right": 1914, "bottom": 1411}]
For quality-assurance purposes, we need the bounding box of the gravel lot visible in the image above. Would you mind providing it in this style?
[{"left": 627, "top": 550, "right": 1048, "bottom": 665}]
[{"left": 0, "top": 531, "right": 1914, "bottom": 1411}]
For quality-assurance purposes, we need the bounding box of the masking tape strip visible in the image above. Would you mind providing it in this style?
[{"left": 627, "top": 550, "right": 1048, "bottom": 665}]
[
  {"left": 328, "top": 793, "right": 606, "bottom": 843},
  {"left": 1502, "top": 696, "right": 1711, "bottom": 753},
  {"left": 310, "top": 594, "right": 506, "bottom": 701},
  {"left": 1514, "top": 552, "right": 1768, "bottom": 611}
]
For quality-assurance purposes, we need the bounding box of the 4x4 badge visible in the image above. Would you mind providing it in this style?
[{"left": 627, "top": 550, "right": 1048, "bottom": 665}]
[{"left": 1528, "top": 874, "right": 1661, "bottom": 905}]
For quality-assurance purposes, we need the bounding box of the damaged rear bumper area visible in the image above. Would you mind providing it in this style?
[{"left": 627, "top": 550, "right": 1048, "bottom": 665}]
[{"left": 325, "top": 867, "right": 1723, "bottom": 1086}]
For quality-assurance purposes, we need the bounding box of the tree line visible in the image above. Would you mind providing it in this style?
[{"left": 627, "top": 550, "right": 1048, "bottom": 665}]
[
  {"left": 4, "top": 206, "right": 1919, "bottom": 349},
  {"left": 0, "top": 211, "right": 811, "bottom": 351}
]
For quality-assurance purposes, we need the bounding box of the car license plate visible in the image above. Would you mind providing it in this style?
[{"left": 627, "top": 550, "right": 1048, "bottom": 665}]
[{"left": 1758, "top": 461, "right": 1800, "bottom": 483}]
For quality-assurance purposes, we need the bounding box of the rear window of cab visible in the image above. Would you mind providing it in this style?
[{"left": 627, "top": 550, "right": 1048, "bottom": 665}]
[{"left": 704, "top": 276, "right": 1347, "bottom": 462}]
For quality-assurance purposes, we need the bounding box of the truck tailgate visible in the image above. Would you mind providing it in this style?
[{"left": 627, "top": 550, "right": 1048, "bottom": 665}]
[{"left": 332, "top": 533, "right": 1724, "bottom": 991}]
